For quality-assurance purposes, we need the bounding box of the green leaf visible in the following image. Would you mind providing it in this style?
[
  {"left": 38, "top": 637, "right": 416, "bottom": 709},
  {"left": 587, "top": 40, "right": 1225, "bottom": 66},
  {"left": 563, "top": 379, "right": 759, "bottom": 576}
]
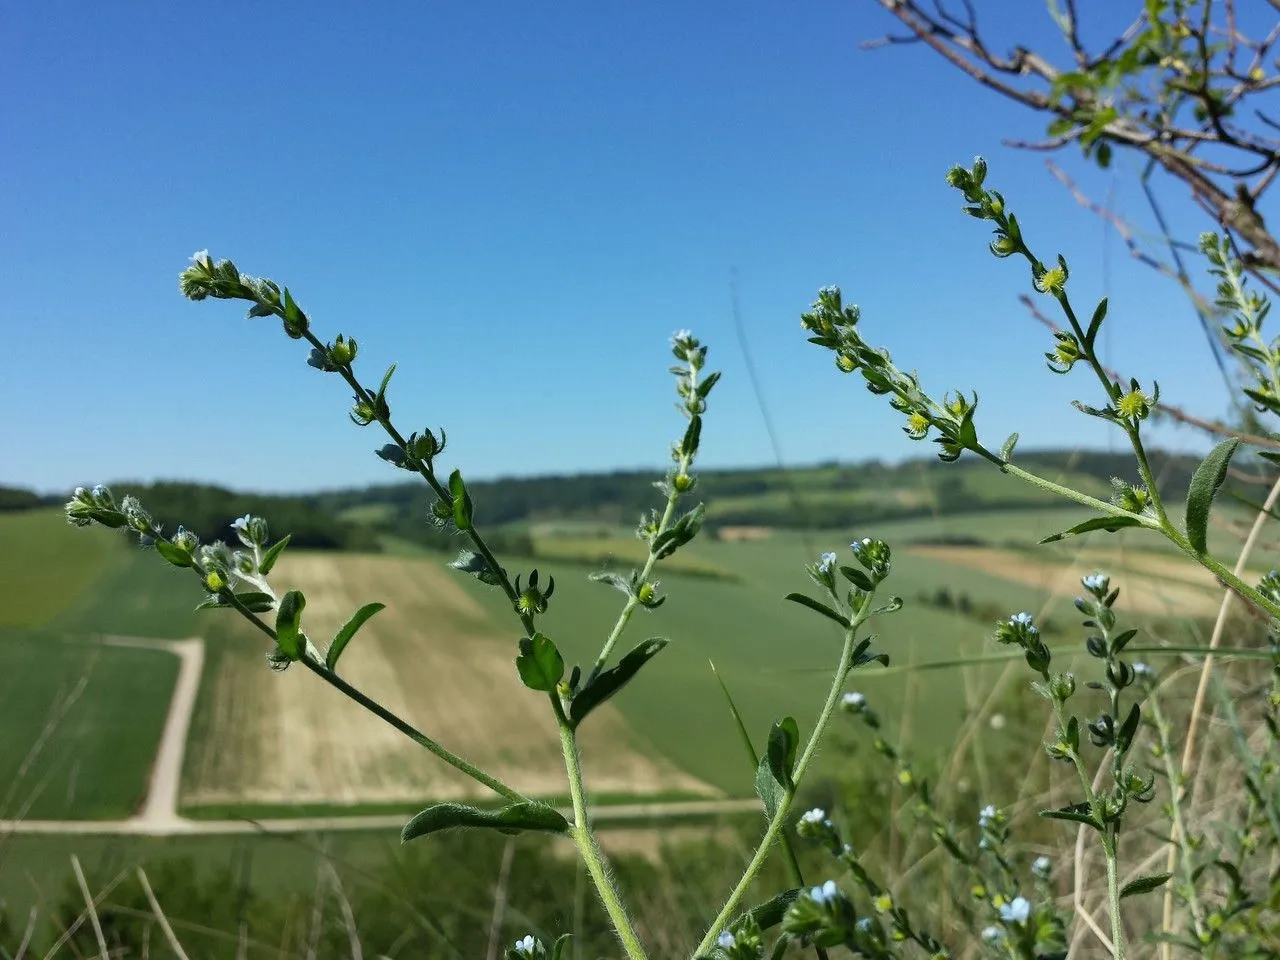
[
  {"left": 1039, "top": 515, "right": 1144, "bottom": 544},
  {"left": 1113, "top": 628, "right": 1138, "bottom": 653},
  {"left": 232, "top": 591, "right": 276, "bottom": 614},
  {"left": 516, "top": 633, "right": 565, "bottom": 692},
  {"left": 784, "top": 593, "right": 848, "bottom": 628},
  {"left": 154, "top": 540, "right": 193, "bottom": 568},
  {"left": 766, "top": 716, "right": 799, "bottom": 790},
  {"left": 755, "top": 753, "right": 785, "bottom": 820},
  {"left": 569, "top": 637, "right": 667, "bottom": 727},
  {"left": 1000, "top": 431, "right": 1019, "bottom": 462},
  {"left": 1117, "top": 702, "right": 1142, "bottom": 753},
  {"left": 1040, "top": 803, "right": 1100, "bottom": 830},
  {"left": 449, "top": 469, "right": 474, "bottom": 531},
  {"left": 194, "top": 595, "right": 229, "bottom": 611},
  {"left": 549, "top": 934, "right": 572, "bottom": 960},
  {"left": 259, "top": 533, "right": 291, "bottom": 575},
  {"left": 1085, "top": 297, "right": 1108, "bottom": 348},
  {"left": 401, "top": 801, "right": 568, "bottom": 843},
  {"left": 839, "top": 565, "right": 874, "bottom": 591},
  {"left": 1120, "top": 873, "right": 1172, "bottom": 899},
  {"left": 275, "top": 590, "right": 306, "bottom": 660},
  {"left": 325, "top": 602, "right": 386, "bottom": 672},
  {"left": 449, "top": 550, "right": 504, "bottom": 586},
  {"left": 1186, "top": 437, "right": 1240, "bottom": 553},
  {"left": 735, "top": 887, "right": 802, "bottom": 931}
]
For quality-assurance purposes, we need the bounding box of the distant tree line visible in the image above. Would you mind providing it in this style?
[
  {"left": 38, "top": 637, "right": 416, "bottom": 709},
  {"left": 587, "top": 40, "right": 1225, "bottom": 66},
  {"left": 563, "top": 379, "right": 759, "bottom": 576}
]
[{"left": 3, "top": 448, "right": 1268, "bottom": 553}]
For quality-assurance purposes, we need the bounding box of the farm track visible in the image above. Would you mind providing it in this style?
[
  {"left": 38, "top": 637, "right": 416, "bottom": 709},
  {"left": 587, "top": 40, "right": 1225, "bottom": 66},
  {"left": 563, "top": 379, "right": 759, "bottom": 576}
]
[
  {"left": 2, "top": 634, "right": 758, "bottom": 837},
  {"left": 0, "top": 798, "right": 763, "bottom": 836}
]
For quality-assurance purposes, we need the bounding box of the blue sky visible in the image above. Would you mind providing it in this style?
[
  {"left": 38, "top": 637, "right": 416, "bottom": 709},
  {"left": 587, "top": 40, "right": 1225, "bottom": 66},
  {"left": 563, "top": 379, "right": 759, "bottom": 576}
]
[{"left": 2, "top": 1, "right": 1244, "bottom": 494}]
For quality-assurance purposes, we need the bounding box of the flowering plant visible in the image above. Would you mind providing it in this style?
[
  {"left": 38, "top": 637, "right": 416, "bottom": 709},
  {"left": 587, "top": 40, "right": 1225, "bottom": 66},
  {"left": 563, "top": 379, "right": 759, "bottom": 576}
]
[{"left": 64, "top": 156, "right": 1280, "bottom": 958}]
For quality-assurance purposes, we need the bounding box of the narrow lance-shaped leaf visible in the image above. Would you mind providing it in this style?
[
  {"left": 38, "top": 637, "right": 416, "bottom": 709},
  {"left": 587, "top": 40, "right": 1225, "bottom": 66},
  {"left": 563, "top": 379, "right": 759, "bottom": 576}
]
[
  {"left": 325, "top": 602, "right": 386, "bottom": 672},
  {"left": 766, "top": 716, "right": 799, "bottom": 791},
  {"left": 1185, "top": 437, "right": 1240, "bottom": 553},
  {"left": 449, "top": 469, "right": 474, "bottom": 531},
  {"left": 1119, "top": 873, "right": 1172, "bottom": 900},
  {"left": 259, "top": 533, "right": 291, "bottom": 575},
  {"left": 401, "top": 801, "right": 568, "bottom": 843},
  {"left": 1039, "top": 515, "right": 1144, "bottom": 544},
  {"left": 569, "top": 637, "right": 667, "bottom": 727},
  {"left": 784, "top": 593, "right": 848, "bottom": 628},
  {"left": 734, "top": 887, "right": 803, "bottom": 932},
  {"left": 275, "top": 590, "right": 306, "bottom": 660}
]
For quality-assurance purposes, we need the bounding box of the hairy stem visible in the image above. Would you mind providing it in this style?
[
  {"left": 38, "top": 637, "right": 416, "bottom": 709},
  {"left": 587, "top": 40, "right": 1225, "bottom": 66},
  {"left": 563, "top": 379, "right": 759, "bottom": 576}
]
[
  {"left": 555, "top": 703, "right": 648, "bottom": 960},
  {"left": 693, "top": 621, "right": 862, "bottom": 957}
]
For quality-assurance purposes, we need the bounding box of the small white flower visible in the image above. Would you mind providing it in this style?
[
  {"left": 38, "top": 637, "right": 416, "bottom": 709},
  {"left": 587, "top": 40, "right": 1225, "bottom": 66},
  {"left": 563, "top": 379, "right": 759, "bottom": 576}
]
[
  {"left": 1033, "top": 855, "right": 1052, "bottom": 878},
  {"left": 799, "top": 808, "right": 827, "bottom": 826},
  {"left": 979, "top": 804, "right": 997, "bottom": 827},
  {"left": 513, "top": 935, "right": 537, "bottom": 957},
  {"left": 1010, "top": 612, "right": 1034, "bottom": 626},
  {"left": 999, "top": 896, "right": 1031, "bottom": 924},
  {"left": 716, "top": 930, "right": 736, "bottom": 949},
  {"left": 981, "top": 925, "right": 1003, "bottom": 943},
  {"left": 843, "top": 691, "right": 866, "bottom": 709},
  {"left": 231, "top": 514, "right": 253, "bottom": 531},
  {"left": 671, "top": 329, "right": 693, "bottom": 343},
  {"left": 1082, "top": 572, "right": 1109, "bottom": 592},
  {"left": 1133, "top": 662, "right": 1153, "bottom": 680},
  {"left": 818, "top": 551, "right": 838, "bottom": 573},
  {"left": 190, "top": 250, "right": 210, "bottom": 265},
  {"left": 988, "top": 713, "right": 1006, "bottom": 731}
]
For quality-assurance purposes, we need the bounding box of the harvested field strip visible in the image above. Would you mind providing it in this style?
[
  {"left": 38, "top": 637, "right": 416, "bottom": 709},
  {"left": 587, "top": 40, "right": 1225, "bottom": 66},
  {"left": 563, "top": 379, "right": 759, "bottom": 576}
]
[{"left": 182, "top": 552, "right": 715, "bottom": 807}]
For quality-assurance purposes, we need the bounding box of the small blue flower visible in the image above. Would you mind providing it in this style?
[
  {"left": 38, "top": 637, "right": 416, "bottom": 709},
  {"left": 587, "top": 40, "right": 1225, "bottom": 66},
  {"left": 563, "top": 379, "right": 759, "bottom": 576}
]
[
  {"left": 716, "top": 930, "right": 736, "bottom": 949},
  {"left": 1133, "top": 662, "right": 1153, "bottom": 681},
  {"left": 981, "top": 925, "right": 1003, "bottom": 943},
  {"left": 809, "top": 880, "right": 840, "bottom": 905},
  {"left": 513, "top": 935, "right": 537, "bottom": 957},
  {"left": 999, "top": 896, "right": 1031, "bottom": 924},
  {"left": 1033, "top": 855, "right": 1053, "bottom": 879},
  {"left": 231, "top": 514, "right": 253, "bottom": 532},
  {"left": 978, "top": 804, "right": 997, "bottom": 827},
  {"left": 1011, "top": 612, "right": 1034, "bottom": 626},
  {"left": 818, "top": 551, "right": 838, "bottom": 573}
]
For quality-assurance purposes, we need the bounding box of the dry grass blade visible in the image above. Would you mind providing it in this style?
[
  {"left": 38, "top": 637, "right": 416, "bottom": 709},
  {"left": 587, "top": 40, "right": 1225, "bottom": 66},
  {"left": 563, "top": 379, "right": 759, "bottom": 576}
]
[
  {"left": 13, "top": 906, "right": 37, "bottom": 960},
  {"left": 71, "top": 855, "right": 108, "bottom": 960},
  {"left": 136, "top": 867, "right": 192, "bottom": 960},
  {"left": 485, "top": 838, "right": 517, "bottom": 960},
  {"left": 41, "top": 868, "right": 127, "bottom": 960},
  {"left": 323, "top": 862, "right": 363, "bottom": 960}
]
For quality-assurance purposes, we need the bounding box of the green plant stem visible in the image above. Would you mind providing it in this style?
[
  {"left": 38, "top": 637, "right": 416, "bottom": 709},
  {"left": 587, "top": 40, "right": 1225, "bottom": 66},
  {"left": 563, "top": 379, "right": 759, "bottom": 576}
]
[
  {"left": 554, "top": 702, "right": 648, "bottom": 960},
  {"left": 1104, "top": 837, "right": 1126, "bottom": 960},
  {"left": 589, "top": 371, "right": 702, "bottom": 680},
  {"left": 1126, "top": 428, "right": 1172, "bottom": 529},
  {"left": 693, "top": 621, "right": 862, "bottom": 957},
  {"left": 223, "top": 590, "right": 528, "bottom": 804}
]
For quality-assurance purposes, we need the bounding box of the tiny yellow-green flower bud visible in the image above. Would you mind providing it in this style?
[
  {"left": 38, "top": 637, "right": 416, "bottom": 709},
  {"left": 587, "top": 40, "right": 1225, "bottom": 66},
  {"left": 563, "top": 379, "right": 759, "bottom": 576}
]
[
  {"left": 673, "top": 473, "right": 695, "bottom": 492},
  {"left": 1034, "top": 264, "right": 1067, "bottom": 296},
  {"left": 204, "top": 570, "right": 227, "bottom": 593}
]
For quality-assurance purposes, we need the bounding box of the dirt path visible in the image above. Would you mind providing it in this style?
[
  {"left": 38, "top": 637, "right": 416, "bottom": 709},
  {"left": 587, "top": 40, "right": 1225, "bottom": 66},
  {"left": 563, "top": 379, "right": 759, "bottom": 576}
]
[
  {"left": 102, "top": 636, "right": 203, "bottom": 830},
  {"left": 2, "top": 635, "right": 758, "bottom": 838},
  {"left": 0, "top": 798, "right": 763, "bottom": 836}
]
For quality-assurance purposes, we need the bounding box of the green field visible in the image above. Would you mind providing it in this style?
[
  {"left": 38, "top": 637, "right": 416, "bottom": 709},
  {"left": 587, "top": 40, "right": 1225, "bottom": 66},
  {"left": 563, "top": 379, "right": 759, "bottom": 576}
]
[
  {"left": 0, "top": 631, "right": 178, "bottom": 820},
  {"left": 0, "top": 510, "right": 124, "bottom": 629}
]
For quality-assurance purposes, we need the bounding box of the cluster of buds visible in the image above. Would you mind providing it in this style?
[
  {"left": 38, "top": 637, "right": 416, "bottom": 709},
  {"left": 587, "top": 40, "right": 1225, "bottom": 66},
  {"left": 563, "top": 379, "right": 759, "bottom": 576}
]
[
  {"left": 994, "top": 611, "right": 1052, "bottom": 677},
  {"left": 514, "top": 569, "right": 556, "bottom": 617},
  {"left": 1201, "top": 232, "right": 1280, "bottom": 416},
  {"left": 378, "top": 428, "right": 447, "bottom": 474},
  {"left": 800, "top": 285, "right": 983, "bottom": 464},
  {"left": 179, "top": 251, "right": 309, "bottom": 339}
]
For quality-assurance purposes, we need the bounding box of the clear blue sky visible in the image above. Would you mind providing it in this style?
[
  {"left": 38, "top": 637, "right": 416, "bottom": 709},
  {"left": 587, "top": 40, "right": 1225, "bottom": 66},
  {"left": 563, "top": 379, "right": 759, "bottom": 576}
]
[{"left": 2, "top": 1, "right": 1239, "bottom": 495}]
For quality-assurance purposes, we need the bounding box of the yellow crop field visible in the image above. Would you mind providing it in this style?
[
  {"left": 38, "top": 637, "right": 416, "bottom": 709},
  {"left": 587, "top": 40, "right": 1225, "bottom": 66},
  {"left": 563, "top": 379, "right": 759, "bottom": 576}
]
[
  {"left": 182, "top": 552, "right": 716, "bottom": 808},
  {"left": 904, "top": 544, "right": 1249, "bottom": 618}
]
